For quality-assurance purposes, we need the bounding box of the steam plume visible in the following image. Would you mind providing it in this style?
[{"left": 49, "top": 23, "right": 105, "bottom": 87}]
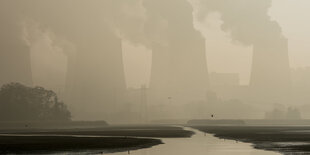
[
  {"left": 195, "top": 0, "right": 285, "bottom": 45},
  {"left": 196, "top": 0, "right": 291, "bottom": 103}
]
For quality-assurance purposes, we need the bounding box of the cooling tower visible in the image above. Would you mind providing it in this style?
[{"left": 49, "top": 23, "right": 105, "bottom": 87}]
[
  {"left": 250, "top": 38, "right": 291, "bottom": 103},
  {"left": 0, "top": 5, "right": 33, "bottom": 87},
  {"left": 18, "top": 1, "right": 128, "bottom": 121},
  {"left": 65, "top": 30, "right": 127, "bottom": 121},
  {"left": 0, "top": 41, "right": 33, "bottom": 87},
  {"left": 149, "top": 33, "right": 209, "bottom": 105},
  {"left": 146, "top": 0, "right": 209, "bottom": 107}
]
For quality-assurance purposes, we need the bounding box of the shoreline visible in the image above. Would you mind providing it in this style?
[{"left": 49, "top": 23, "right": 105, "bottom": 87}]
[
  {"left": 0, "top": 125, "right": 193, "bottom": 154},
  {"left": 0, "top": 135, "right": 163, "bottom": 154},
  {"left": 191, "top": 125, "right": 310, "bottom": 154},
  {"left": 0, "top": 125, "right": 194, "bottom": 138}
]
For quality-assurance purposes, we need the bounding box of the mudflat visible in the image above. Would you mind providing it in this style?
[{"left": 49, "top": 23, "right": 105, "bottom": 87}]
[
  {"left": 0, "top": 125, "right": 194, "bottom": 154},
  {"left": 0, "top": 135, "right": 162, "bottom": 154},
  {"left": 0, "top": 125, "right": 194, "bottom": 138},
  {"left": 191, "top": 125, "right": 310, "bottom": 154}
]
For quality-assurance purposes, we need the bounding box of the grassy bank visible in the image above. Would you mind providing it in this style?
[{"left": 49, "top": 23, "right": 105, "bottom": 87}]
[{"left": 191, "top": 125, "right": 310, "bottom": 154}]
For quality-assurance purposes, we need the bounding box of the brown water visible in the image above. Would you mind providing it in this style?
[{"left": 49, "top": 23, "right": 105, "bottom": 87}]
[{"left": 107, "top": 127, "right": 280, "bottom": 155}]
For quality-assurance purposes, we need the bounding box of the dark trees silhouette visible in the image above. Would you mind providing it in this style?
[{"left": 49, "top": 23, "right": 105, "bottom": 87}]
[{"left": 0, "top": 83, "right": 71, "bottom": 121}]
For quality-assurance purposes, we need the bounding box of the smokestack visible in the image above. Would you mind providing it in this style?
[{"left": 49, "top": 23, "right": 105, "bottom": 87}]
[
  {"left": 0, "top": 1, "right": 33, "bottom": 87},
  {"left": 144, "top": 0, "right": 209, "bottom": 106}
]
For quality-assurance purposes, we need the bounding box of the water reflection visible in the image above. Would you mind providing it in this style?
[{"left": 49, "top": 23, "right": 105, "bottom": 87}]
[{"left": 107, "top": 127, "right": 280, "bottom": 155}]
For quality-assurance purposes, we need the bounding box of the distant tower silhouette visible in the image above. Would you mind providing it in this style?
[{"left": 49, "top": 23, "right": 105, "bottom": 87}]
[
  {"left": 22, "top": 1, "right": 128, "bottom": 121},
  {"left": 150, "top": 42, "right": 209, "bottom": 105},
  {"left": 0, "top": 4, "right": 32, "bottom": 87},
  {"left": 140, "top": 85, "right": 148, "bottom": 123},
  {"left": 250, "top": 38, "right": 291, "bottom": 103},
  {"left": 146, "top": 0, "right": 209, "bottom": 107},
  {"left": 0, "top": 39, "right": 33, "bottom": 87},
  {"left": 65, "top": 29, "right": 127, "bottom": 121}
]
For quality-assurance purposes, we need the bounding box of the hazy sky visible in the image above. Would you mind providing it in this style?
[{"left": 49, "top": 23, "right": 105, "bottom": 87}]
[{"left": 123, "top": 0, "right": 310, "bottom": 87}]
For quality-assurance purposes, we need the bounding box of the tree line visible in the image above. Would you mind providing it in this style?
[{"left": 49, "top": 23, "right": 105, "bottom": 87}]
[{"left": 0, "top": 83, "right": 71, "bottom": 121}]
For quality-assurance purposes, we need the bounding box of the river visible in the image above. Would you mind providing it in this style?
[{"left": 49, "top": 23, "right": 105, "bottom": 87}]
[{"left": 107, "top": 127, "right": 280, "bottom": 155}]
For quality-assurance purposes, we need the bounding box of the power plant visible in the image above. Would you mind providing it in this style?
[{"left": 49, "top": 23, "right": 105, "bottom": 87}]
[{"left": 0, "top": 0, "right": 299, "bottom": 122}]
